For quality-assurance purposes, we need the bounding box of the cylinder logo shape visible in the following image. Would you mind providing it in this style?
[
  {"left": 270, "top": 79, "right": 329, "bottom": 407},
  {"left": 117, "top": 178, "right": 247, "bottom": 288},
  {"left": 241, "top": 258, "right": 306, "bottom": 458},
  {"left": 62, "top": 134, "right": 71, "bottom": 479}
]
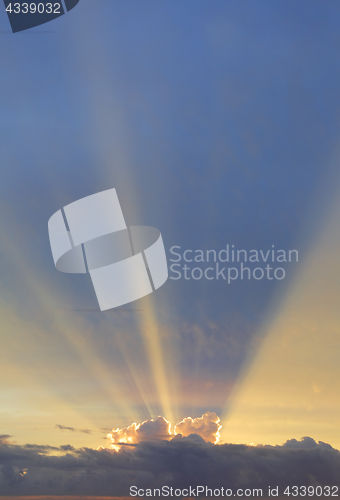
[{"left": 48, "top": 188, "right": 168, "bottom": 310}]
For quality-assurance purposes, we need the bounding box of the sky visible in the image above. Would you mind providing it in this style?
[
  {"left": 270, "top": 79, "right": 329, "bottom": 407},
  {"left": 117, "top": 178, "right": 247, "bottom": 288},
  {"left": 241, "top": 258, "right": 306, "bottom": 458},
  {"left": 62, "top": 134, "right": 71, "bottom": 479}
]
[{"left": 1, "top": 0, "right": 340, "bottom": 496}]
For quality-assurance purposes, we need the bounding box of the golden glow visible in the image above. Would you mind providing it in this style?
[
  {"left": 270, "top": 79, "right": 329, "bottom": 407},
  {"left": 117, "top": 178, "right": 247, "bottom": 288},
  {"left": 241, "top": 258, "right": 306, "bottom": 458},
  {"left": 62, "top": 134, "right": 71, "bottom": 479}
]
[
  {"left": 137, "top": 297, "right": 176, "bottom": 425},
  {"left": 222, "top": 196, "right": 340, "bottom": 449}
]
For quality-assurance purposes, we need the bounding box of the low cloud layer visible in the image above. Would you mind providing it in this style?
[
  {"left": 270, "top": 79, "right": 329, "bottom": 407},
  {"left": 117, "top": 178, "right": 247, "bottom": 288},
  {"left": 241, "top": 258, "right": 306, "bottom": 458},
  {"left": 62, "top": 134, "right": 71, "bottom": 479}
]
[
  {"left": 107, "top": 412, "right": 221, "bottom": 447},
  {"left": 0, "top": 435, "right": 339, "bottom": 496}
]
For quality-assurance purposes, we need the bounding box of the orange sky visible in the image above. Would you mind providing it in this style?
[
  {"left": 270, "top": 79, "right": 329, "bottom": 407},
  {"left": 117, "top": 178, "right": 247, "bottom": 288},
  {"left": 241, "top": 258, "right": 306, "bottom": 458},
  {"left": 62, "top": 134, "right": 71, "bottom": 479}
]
[{"left": 222, "top": 194, "right": 340, "bottom": 448}]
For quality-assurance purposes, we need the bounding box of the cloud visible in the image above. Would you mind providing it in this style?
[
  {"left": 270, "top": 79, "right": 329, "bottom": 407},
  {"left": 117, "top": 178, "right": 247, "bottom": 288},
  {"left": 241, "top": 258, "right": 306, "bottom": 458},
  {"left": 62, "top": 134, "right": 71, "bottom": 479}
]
[
  {"left": 283, "top": 436, "right": 334, "bottom": 450},
  {"left": 56, "top": 425, "right": 92, "bottom": 435},
  {"left": 174, "top": 412, "right": 221, "bottom": 443},
  {"left": 107, "top": 412, "right": 221, "bottom": 448},
  {"left": 0, "top": 435, "right": 12, "bottom": 444},
  {"left": 107, "top": 416, "right": 172, "bottom": 446},
  {"left": 0, "top": 435, "right": 339, "bottom": 496}
]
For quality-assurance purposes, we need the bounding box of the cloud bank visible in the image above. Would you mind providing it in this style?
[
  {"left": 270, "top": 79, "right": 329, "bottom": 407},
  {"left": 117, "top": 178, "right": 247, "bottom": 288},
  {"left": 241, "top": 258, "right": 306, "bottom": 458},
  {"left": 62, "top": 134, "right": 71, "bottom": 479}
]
[{"left": 0, "top": 435, "right": 339, "bottom": 496}]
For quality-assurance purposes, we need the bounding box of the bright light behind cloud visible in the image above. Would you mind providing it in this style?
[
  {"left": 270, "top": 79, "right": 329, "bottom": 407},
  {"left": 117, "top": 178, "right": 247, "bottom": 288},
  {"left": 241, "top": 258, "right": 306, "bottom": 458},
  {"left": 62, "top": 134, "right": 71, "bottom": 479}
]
[
  {"left": 175, "top": 411, "right": 221, "bottom": 444},
  {"left": 107, "top": 411, "right": 222, "bottom": 448},
  {"left": 108, "top": 416, "right": 172, "bottom": 449}
]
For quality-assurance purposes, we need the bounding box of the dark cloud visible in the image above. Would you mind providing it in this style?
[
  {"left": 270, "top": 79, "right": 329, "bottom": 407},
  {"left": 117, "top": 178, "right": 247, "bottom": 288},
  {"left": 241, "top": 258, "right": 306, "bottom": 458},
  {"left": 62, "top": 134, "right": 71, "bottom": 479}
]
[
  {"left": 0, "top": 436, "right": 339, "bottom": 496},
  {"left": 56, "top": 425, "right": 92, "bottom": 434},
  {"left": 283, "top": 436, "right": 334, "bottom": 451}
]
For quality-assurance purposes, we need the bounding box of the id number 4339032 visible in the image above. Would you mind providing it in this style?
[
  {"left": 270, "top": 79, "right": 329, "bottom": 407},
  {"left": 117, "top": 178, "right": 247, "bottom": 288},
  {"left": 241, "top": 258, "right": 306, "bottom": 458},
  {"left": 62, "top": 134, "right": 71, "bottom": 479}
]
[
  {"left": 5, "top": 2, "right": 61, "bottom": 14},
  {"left": 283, "top": 485, "right": 338, "bottom": 497}
]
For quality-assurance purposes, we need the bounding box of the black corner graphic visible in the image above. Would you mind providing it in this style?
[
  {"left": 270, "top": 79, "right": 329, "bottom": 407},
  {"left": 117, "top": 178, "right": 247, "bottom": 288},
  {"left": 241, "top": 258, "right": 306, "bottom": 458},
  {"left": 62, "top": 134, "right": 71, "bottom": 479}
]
[
  {"left": 3, "top": 0, "right": 80, "bottom": 33},
  {"left": 64, "top": 0, "right": 79, "bottom": 12}
]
